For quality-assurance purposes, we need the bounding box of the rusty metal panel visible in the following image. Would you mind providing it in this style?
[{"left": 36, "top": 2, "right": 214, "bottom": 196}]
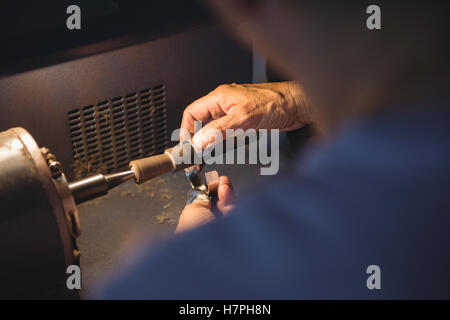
[{"left": 68, "top": 85, "right": 168, "bottom": 179}]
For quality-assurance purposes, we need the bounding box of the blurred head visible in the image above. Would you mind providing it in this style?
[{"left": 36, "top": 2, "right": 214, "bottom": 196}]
[{"left": 205, "top": 0, "right": 450, "bottom": 127}]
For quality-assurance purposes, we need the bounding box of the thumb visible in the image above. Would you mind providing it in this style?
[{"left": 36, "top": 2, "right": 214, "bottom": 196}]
[
  {"left": 216, "top": 176, "right": 235, "bottom": 215},
  {"left": 175, "top": 202, "right": 214, "bottom": 234},
  {"left": 192, "top": 113, "right": 242, "bottom": 151}
]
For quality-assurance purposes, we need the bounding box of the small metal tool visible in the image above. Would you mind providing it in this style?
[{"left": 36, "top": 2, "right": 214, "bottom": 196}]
[{"left": 185, "top": 165, "right": 210, "bottom": 204}]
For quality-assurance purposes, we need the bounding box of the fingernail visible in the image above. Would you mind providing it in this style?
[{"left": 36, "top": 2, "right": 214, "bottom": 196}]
[
  {"left": 193, "top": 129, "right": 215, "bottom": 151},
  {"left": 205, "top": 170, "right": 219, "bottom": 186},
  {"left": 192, "top": 131, "right": 203, "bottom": 152},
  {"left": 180, "top": 130, "right": 191, "bottom": 142}
]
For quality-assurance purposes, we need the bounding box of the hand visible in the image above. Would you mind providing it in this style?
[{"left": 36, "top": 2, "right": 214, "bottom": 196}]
[
  {"left": 181, "top": 81, "right": 314, "bottom": 150},
  {"left": 175, "top": 176, "right": 235, "bottom": 234}
]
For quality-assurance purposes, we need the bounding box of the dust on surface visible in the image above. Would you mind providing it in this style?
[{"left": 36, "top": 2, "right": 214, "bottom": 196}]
[
  {"left": 154, "top": 213, "right": 178, "bottom": 225},
  {"left": 71, "top": 153, "right": 108, "bottom": 180},
  {"left": 79, "top": 171, "right": 189, "bottom": 226},
  {"left": 120, "top": 190, "right": 135, "bottom": 198}
]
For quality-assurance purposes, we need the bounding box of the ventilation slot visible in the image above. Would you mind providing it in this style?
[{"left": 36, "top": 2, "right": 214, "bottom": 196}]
[{"left": 68, "top": 85, "right": 168, "bottom": 179}]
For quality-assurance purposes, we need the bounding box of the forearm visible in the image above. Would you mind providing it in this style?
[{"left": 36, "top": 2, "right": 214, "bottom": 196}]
[
  {"left": 251, "top": 81, "right": 316, "bottom": 129},
  {"left": 286, "top": 81, "right": 315, "bottom": 126}
]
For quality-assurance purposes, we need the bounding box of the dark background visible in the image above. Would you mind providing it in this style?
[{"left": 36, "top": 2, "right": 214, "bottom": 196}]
[{"left": 0, "top": 0, "right": 211, "bottom": 75}]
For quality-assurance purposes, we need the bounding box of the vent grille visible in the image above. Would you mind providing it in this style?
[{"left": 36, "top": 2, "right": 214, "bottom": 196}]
[{"left": 68, "top": 85, "right": 168, "bottom": 179}]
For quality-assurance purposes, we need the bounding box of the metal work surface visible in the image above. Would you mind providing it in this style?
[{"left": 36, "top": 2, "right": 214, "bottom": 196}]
[{"left": 77, "top": 162, "right": 274, "bottom": 298}]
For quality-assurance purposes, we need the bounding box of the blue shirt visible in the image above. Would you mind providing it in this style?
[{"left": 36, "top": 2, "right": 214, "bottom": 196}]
[{"left": 100, "top": 108, "right": 450, "bottom": 299}]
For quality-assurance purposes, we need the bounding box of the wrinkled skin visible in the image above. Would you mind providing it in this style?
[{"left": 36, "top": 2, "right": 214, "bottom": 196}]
[{"left": 181, "top": 82, "right": 313, "bottom": 150}]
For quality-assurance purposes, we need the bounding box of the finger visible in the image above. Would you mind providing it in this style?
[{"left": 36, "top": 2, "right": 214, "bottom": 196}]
[
  {"left": 217, "top": 176, "right": 235, "bottom": 215},
  {"left": 177, "top": 203, "right": 211, "bottom": 230},
  {"left": 192, "top": 113, "right": 244, "bottom": 150},
  {"left": 180, "top": 93, "right": 227, "bottom": 139},
  {"left": 205, "top": 170, "right": 220, "bottom": 193},
  {"left": 182, "top": 201, "right": 212, "bottom": 215},
  {"left": 176, "top": 202, "right": 214, "bottom": 234}
]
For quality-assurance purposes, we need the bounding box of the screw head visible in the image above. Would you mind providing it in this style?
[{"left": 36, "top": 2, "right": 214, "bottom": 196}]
[{"left": 49, "top": 161, "right": 62, "bottom": 178}]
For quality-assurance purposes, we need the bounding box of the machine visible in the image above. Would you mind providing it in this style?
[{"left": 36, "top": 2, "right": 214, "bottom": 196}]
[
  {"left": 0, "top": 127, "right": 208, "bottom": 298},
  {"left": 0, "top": 0, "right": 251, "bottom": 298}
]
